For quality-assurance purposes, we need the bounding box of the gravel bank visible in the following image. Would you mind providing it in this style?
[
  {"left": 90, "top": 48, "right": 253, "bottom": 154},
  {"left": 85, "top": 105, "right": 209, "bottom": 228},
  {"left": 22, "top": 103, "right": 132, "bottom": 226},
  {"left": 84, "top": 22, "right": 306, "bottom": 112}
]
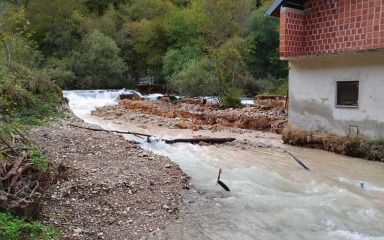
[{"left": 31, "top": 113, "right": 192, "bottom": 240}]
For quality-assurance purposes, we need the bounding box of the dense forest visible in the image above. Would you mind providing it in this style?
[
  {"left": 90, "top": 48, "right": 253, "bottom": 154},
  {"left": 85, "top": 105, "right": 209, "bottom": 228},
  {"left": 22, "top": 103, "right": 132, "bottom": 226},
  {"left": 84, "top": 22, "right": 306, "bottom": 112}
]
[{"left": 0, "top": 0, "right": 287, "bottom": 103}]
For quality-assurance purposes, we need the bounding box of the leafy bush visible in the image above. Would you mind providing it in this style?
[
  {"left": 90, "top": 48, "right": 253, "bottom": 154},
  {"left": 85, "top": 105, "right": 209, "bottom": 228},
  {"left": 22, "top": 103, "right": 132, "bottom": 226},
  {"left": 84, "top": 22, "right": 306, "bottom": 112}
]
[
  {"left": 0, "top": 211, "right": 59, "bottom": 240},
  {"left": 67, "top": 30, "right": 127, "bottom": 89},
  {"left": 222, "top": 88, "right": 243, "bottom": 109},
  {"left": 168, "top": 58, "right": 219, "bottom": 97},
  {"left": 162, "top": 45, "right": 203, "bottom": 76},
  {"left": 6, "top": 35, "right": 44, "bottom": 69},
  {"left": 0, "top": 59, "right": 63, "bottom": 121}
]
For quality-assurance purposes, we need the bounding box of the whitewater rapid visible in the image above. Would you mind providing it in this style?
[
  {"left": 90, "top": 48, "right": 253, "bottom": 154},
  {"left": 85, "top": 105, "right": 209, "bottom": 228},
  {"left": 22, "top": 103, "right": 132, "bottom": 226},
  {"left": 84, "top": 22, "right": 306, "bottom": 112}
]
[{"left": 63, "top": 90, "right": 384, "bottom": 240}]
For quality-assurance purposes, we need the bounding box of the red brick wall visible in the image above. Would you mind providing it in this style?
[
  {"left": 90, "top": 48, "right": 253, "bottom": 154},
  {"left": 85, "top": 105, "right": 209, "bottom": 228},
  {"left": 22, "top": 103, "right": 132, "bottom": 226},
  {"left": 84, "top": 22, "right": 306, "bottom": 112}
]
[
  {"left": 280, "top": 0, "right": 384, "bottom": 58},
  {"left": 280, "top": 10, "right": 305, "bottom": 57}
]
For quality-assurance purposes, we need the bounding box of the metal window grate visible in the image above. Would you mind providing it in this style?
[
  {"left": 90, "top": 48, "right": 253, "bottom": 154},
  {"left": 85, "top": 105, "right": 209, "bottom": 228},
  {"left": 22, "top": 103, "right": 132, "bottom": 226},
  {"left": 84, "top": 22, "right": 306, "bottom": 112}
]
[{"left": 336, "top": 81, "right": 359, "bottom": 106}]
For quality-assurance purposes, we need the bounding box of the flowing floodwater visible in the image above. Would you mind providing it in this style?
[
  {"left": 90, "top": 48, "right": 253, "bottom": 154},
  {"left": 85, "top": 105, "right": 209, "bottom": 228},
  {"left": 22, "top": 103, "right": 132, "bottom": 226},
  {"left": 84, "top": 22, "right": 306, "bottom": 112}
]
[{"left": 63, "top": 90, "right": 384, "bottom": 240}]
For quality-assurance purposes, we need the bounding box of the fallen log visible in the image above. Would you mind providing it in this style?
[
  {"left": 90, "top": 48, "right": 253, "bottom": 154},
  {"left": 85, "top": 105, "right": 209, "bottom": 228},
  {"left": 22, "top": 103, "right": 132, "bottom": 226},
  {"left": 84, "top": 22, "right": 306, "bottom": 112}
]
[
  {"left": 68, "top": 124, "right": 152, "bottom": 138},
  {"left": 165, "top": 137, "right": 235, "bottom": 144},
  {"left": 69, "top": 124, "right": 236, "bottom": 145}
]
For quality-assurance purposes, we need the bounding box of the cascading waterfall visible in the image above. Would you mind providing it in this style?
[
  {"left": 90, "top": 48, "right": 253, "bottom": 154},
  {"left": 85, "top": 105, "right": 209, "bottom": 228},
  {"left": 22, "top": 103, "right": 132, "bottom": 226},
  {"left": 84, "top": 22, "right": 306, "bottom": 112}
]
[{"left": 64, "top": 90, "right": 384, "bottom": 240}]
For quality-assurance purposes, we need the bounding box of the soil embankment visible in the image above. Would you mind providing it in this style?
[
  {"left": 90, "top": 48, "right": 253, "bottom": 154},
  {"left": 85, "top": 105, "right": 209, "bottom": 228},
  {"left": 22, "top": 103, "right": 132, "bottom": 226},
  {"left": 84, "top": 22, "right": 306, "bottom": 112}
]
[
  {"left": 283, "top": 127, "right": 384, "bottom": 161},
  {"left": 92, "top": 98, "right": 287, "bottom": 134},
  {"left": 31, "top": 113, "right": 191, "bottom": 240}
]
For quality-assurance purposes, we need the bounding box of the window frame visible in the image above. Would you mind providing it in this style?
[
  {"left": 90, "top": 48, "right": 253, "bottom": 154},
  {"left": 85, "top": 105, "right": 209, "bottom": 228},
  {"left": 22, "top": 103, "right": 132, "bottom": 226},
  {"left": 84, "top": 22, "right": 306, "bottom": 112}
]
[{"left": 335, "top": 81, "right": 359, "bottom": 108}]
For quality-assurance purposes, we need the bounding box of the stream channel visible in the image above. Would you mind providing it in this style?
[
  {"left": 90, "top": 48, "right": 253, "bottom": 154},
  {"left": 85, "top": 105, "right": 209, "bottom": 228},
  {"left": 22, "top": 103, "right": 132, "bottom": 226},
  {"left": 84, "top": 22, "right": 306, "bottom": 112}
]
[{"left": 64, "top": 90, "right": 384, "bottom": 240}]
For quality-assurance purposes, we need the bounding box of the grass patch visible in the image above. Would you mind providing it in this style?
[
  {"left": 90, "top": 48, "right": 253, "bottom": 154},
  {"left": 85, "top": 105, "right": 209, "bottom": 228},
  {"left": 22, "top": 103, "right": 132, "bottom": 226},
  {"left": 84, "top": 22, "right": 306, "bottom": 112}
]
[
  {"left": 30, "top": 150, "right": 51, "bottom": 171},
  {"left": 0, "top": 211, "right": 59, "bottom": 240}
]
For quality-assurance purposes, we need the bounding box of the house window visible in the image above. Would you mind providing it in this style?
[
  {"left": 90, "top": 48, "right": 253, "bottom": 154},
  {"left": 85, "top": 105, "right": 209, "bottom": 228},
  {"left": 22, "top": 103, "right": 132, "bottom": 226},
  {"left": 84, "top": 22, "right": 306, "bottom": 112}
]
[{"left": 336, "top": 81, "right": 359, "bottom": 107}]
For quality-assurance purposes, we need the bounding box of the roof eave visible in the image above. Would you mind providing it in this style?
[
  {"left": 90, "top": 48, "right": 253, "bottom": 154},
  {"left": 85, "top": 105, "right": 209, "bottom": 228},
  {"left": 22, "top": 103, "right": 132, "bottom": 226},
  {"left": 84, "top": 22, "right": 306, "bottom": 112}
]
[{"left": 264, "top": 0, "right": 283, "bottom": 17}]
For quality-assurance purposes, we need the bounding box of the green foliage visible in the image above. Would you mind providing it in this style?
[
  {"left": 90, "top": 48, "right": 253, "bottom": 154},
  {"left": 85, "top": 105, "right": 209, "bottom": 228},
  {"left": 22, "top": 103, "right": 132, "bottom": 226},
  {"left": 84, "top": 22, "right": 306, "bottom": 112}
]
[
  {"left": 162, "top": 45, "right": 203, "bottom": 76},
  {"left": 30, "top": 150, "right": 51, "bottom": 171},
  {"left": 6, "top": 34, "right": 43, "bottom": 68},
  {"left": 67, "top": 30, "right": 127, "bottom": 89},
  {"left": 0, "top": 211, "right": 59, "bottom": 240},
  {"left": 245, "top": 5, "right": 288, "bottom": 79},
  {"left": 212, "top": 36, "right": 252, "bottom": 96},
  {"left": 26, "top": 0, "right": 86, "bottom": 56},
  {"left": 274, "top": 82, "right": 288, "bottom": 95},
  {"left": 124, "top": 19, "right": 169, "bottom": 81},
  {"left": 163, "top": 3, "right": 210, "bottom": 49},
  {"left": 1, "top": 0, "right": 287, "bottom": 93},
  {"left": 84, "top": 0, "right": 128, "bottom": 16},
  {"left": 168, "top": 58, "right": 219, "bottom": 97},
  {"left": 0, "top": 58, "right": 63, "bottom": 120},
  {"left": 222, "top": 88, "right": 243, "bottom": 109},
  {"left": 121, "top": 0, "right": 176, "bottom": 22}
]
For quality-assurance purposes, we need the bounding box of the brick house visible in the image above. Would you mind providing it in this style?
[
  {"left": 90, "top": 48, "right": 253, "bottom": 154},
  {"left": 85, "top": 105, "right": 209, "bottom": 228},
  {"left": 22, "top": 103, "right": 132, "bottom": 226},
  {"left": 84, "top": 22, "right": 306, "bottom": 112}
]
[{"left": 266, "top": 0, "right": 384, "bottom": 139}]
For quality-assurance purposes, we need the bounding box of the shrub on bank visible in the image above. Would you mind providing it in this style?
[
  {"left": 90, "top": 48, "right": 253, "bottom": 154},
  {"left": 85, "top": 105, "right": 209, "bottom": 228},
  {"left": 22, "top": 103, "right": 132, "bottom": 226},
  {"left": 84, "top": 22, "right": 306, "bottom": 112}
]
[{"left": 0, "top": 59, "right": 63, "bottom": 122}]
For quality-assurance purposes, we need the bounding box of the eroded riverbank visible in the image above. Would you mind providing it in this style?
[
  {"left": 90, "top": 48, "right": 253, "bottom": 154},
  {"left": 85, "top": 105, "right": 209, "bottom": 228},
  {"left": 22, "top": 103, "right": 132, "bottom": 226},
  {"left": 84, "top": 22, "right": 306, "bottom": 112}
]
[
  {"left": 59, "top": 90, "right": 384, "bottom": 240},
  {"left": 32, "top": 112, "right": 192, "bottom": 240}
]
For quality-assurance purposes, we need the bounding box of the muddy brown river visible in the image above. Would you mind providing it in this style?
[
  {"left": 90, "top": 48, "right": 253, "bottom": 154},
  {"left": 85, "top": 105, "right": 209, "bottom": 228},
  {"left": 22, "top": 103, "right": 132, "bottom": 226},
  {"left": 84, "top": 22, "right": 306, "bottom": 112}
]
[{"left": 64, "top": 90, "right": 384, "bottom": 240}]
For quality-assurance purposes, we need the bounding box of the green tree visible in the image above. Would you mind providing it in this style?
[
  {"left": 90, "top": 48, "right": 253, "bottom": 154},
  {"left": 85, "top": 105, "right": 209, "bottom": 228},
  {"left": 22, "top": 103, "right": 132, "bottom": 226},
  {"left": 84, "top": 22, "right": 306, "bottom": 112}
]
[
  {"left": 211, "top": 36, "right": 252, "bottom": 96},
  {"left": 121, "top": 0, "right": 176, "bottom": 22},
  {"left": 203, "top": 0, "right": 256, "bottom": 51},
  {"left": 84, "top": 0, "right": 128, "bottom": 16},
  {"left": 245, "top": 5, "right": 288, "bottom": 79},
  {"left": 6, "top": 34, "right": 44, "bottom": 68},
  {"left": 168, "top": 58, "right": 219, "bottom": 97},
  {"left": 67, "top": 30, "right": 127, "bottom": 89},
  {"left": 162, "top": 45, "right": 203, "bottom": 76},
  {"left": 124, "top": 19, "right": 169, "bottom": 81},
  {"left": 26, "top": 0, "right": 86, "bottom": 56},
  {"left": 163, "top": 2, "right": 210, "bottom": 50}
]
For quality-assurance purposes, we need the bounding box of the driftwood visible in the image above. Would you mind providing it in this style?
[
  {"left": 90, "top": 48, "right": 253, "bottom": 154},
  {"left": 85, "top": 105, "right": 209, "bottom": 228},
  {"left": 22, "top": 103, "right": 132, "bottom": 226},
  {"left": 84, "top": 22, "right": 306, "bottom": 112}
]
[
  {"left": 165, "top": 138, "right": 235, "bottom": 144},
  {"left": 69, "top": 124, "right": 236, "bottom": 145},
  {"left": 0, "top": 151, "right": 26, "bottom": 181},
  {"left": 217, "top": 169, "right": 230, "bottom": 191},
  {"left": 68, "top": 124, "right": 152, "bottom": 138},
  {"left": 0, "top": 150, "right": 49, "bottom": 219},
  {"left": 288, "top": 152, "right": 310, "bottom": 171},
  {"left": 0, "top": 134, "right": 17, "bottom": 155}
]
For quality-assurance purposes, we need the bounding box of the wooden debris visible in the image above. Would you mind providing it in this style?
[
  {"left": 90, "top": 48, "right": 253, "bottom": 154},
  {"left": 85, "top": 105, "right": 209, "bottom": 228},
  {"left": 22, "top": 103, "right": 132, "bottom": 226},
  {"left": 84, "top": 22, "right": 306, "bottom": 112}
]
[
  {"left": 165, "top": 137, "right": 235, "bottom": 144},
  {"left": 217, "top": 169, "right": 230, "bottom": 192},
  {"left": 68, "top": 124, "right": 152, "bottom": 138},
  {"left": 69, "top": 124, "right": 236, "bottom": 145}
]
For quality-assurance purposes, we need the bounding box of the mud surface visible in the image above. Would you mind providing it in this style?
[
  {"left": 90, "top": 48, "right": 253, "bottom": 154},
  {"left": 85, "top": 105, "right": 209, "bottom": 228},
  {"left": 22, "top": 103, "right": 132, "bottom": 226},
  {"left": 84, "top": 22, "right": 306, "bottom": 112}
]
[
  {"left": 96, "top": 99, "right": 287, "bottom": 134},
  {"left": 31, "top": 113, "right": 192, "bottom": 240}
]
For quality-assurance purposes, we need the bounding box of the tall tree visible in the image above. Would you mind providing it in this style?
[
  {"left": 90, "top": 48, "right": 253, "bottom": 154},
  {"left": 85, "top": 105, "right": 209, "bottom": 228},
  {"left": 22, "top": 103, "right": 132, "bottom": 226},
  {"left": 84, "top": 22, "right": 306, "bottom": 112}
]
[
  {"left": 26, "top": 0, "right": 86, "bottom": 56},
  {"left": 67, "top": 30, "right": 126, "bottom": 89},
  {"left": 245, "top": 5, "right": 288, "bottom": 79}
]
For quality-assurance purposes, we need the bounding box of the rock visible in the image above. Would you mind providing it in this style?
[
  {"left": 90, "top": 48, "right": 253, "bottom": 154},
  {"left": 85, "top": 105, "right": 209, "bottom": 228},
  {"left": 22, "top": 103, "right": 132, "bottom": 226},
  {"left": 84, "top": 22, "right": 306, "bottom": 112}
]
[
  {"left": 190, "top": 124, "right": 199, "bottom": 131},
  {"left": 74, "top": 228, "right": 82, "bottom": 234},
  {"left": 119, "top": 93, "right": 142, "bottom": 101},
  {"left": 176, "top": 122, "right": 188, "bottom": 129},
  {"left": 164, "top": 164, "right": 171, "bottom": 168},
  {"left": 165, "top": 112, "right": 175, "bottom": 118},
  {"left": 160, "top": 97, "right": 171, "bottom": 102}
]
